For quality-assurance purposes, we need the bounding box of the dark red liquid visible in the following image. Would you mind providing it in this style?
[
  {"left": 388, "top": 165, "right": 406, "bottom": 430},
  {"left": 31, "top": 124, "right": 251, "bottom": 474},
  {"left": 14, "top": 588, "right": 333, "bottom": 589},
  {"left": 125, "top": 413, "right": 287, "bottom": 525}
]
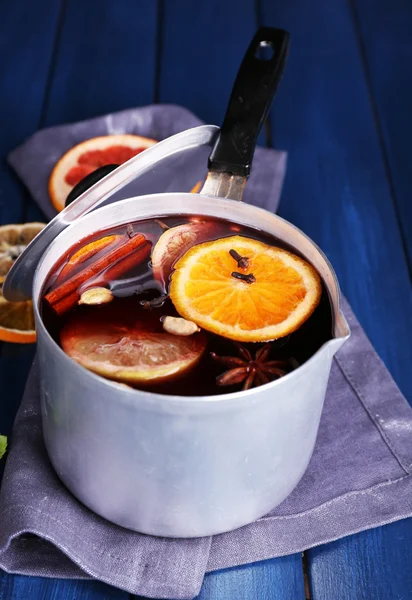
[{"left": 42, "top": 215, "right": 333, "bottom": 396}]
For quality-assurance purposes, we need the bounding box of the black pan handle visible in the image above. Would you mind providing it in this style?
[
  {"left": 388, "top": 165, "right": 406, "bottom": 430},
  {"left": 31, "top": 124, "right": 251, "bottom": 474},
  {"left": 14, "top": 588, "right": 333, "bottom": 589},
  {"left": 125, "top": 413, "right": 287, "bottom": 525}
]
[
  {"left": 65, "top": 164, "right": 119, "bottom": 207},
  {"left": 208, "top": 27, "right": 289, "bottom": 178}
]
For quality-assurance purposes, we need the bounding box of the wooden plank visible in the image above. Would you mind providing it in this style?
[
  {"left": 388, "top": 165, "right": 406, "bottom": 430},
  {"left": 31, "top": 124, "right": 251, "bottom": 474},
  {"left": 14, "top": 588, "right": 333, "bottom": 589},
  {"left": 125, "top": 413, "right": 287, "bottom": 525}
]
[
  {"left": 194, "top": 558, "right": 306, "bottom": 600},
  {"left": 0, "top": 0, "right": 61, "bottom": 224},
  {"left": 0, "top": 346, "right": 35, "bottom": 445},
  {"left": 259, "top": 0, "right": 412, "bottom": 599},
  {"left": 42, "top": 0, "right": 158, "bottom": 126},
  {"left": 0, "top": 0, "right": 62, "bottom": 446},
  {"left": 0, "top": 572, "right": 128, "bottom": 600},
  {"left": 0, "top": 0, "right": 158, "bottom": 440},
  {"left": 351, "top": 0, "right": 412, "bottom": 273},
  {"left": 158, "top": 0, "right": 256, "bottom": 126},
  {"left": 1, "top": 0, "right": 157, "bottom": 598},
  {"left": 158, "top": 0, "right": 266, "bottom": 144},
  {"left": 155, "top": 1, "right": 305, "bottom": 599},
  {"left": 260, "top": 0, "right": 412, "bottom": 400},
  {"left": 308, "top": 521, "right": 412, "bottom": 600}
]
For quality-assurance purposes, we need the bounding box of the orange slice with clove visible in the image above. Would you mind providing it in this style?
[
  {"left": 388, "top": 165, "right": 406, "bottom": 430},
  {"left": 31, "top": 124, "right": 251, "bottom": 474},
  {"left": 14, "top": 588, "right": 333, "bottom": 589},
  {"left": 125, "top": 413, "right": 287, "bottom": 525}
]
[
  {"left": 169, "top": 235, "right": 322, "bottom": 342},
  {"left": 61, "top": 308, "right": 207, "bottom": 385}
]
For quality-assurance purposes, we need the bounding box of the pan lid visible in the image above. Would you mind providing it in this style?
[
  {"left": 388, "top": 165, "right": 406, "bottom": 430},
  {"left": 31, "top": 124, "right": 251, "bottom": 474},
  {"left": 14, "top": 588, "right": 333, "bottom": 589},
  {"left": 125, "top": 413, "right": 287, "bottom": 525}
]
[
  {"left": 3, "top": 125, "right": 218, "bottom": 302},
  {"left": 5, "top": 27, "right": 290, "bottom": 303}
]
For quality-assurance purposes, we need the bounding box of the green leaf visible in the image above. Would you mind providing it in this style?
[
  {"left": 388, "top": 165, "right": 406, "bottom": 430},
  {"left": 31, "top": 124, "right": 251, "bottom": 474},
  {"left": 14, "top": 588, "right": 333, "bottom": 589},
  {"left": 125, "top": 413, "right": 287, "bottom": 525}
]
[{"left": 0, "top": 435, "right": 7, "bottom": 460}]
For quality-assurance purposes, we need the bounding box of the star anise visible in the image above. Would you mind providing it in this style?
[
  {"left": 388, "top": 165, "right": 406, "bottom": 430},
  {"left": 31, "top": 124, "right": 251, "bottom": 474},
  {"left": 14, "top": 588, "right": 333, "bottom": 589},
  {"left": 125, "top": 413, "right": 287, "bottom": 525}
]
[{"left": 210, "top": 343, "right": 289, "bottom": 391}]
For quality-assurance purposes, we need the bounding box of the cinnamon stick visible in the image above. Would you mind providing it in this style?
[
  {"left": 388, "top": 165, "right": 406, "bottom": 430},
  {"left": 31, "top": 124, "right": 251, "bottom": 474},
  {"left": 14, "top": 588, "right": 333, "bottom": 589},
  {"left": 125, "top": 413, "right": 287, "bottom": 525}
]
[
  {"left": 51, "top": 292, "right": 80, "bottom": 317},
  {"left": 98, "top": 244, "right": 151, "bottom": 284},
  {"left": 44, "top": 233, "right": 151, "bottom": 316},
  {"left": 54, "top": 234, "right": 120, "bottom": 285}
]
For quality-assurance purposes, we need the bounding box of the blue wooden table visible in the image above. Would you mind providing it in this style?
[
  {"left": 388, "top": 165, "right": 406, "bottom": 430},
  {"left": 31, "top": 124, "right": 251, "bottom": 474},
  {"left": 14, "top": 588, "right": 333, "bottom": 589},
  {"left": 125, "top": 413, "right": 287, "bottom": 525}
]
[{"left": 1, "top": 1, "right": 412, "bottom": 598}]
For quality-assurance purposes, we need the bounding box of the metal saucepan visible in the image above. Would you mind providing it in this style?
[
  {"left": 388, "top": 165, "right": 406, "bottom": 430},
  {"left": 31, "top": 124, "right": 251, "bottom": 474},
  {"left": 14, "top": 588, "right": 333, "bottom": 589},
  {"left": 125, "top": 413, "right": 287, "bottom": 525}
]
[{"left": 4, "top": 28, "right": 350, "bottom": 537}]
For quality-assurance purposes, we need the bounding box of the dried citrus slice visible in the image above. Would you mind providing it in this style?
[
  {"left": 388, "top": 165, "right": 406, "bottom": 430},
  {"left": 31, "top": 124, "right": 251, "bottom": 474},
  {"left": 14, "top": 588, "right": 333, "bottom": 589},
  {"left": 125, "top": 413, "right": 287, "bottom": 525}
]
[
  {"left": 169, "top": 235, "right": 322, "bottom": 342},
  {"left": 61, "top": 310, "right": 207, "bottom": 385},
  {"left": 0, "top": 222, "right": 45, "bottom": 344},
  {"left": 0, "top": 286, "right": 36, "bottom": 343},
  {"left": 49, "top": 134, "right": 157, "bottom": 213},
  {"left": 0, "top": 222, "right": 45, "bottom": 283}
]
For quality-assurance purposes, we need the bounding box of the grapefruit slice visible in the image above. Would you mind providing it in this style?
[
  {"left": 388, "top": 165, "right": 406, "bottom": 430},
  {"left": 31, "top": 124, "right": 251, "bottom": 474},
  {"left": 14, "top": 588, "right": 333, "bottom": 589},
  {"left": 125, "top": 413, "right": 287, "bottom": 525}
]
[
  {"left": 169, "top": 235, "right": 322, "bottom": 342},
  {"left": 61, "top": 310, "right": 207, "bottom": 385},
  {"left": 49, "top": 134, "right": 157, "bottom": 213}
]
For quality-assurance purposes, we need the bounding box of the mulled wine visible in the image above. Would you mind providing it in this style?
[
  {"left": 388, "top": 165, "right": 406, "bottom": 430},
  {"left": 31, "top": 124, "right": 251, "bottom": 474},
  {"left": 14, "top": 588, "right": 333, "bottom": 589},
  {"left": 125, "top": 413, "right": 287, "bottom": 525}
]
[{"left": 42, "top": 215, "right": 332, "bottom": 396}]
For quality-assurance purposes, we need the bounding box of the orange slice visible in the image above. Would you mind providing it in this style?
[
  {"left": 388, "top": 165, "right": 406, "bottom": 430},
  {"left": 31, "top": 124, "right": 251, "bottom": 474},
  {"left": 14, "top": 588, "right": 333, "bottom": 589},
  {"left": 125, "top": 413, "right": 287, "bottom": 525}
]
[
  {"left": 169, "top": 235, "right": 322, "bottom": 342},
  {"left": 61, "top": 311, "right": 207, "bottom": 385},
  {"left": 0, "top": 287, "right": 36, "bottom": 343},
  {"left": 0, "top": 222, "right": 45, "bottom": 344},
  {"left": 49, "top": 134, "right": 157, "bottom": 213}
]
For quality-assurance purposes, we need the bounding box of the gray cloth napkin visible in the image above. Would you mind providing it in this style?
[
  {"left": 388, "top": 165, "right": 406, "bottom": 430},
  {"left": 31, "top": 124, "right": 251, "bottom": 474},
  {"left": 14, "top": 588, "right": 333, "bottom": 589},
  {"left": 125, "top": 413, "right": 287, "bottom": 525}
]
[
  {"left": 2, "top": 105, "right": 412, "bottom": 599},
  {"left": 7, "top": 104, "right": 287, "bottom": 220}
]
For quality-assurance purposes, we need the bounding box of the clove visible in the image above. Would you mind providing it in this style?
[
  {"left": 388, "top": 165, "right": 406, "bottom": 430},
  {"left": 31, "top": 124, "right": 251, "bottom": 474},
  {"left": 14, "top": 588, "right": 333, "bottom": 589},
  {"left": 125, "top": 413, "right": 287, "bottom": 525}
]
[
  {"left": 229, "top": 249, "right": 249, "bottom": 270},
  {"left": 154, "top": 219, "right": 170, "bottom": 231},
  {"left": 231, "top": 271, "right": 256, "bottom": 284}
]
